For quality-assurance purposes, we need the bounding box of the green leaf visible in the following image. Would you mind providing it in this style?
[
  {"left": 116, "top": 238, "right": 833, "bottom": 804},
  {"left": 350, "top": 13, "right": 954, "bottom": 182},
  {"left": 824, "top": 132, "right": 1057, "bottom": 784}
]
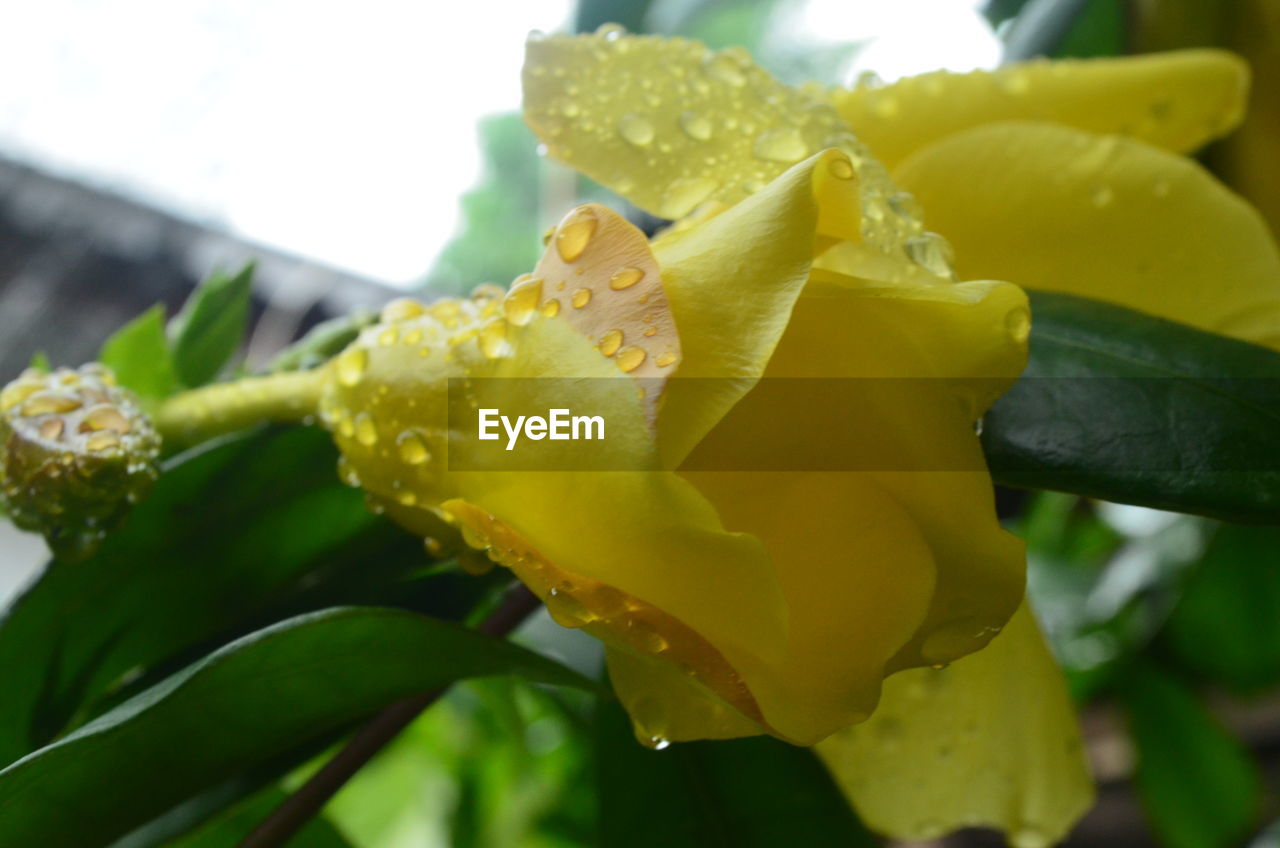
[
  {"left": 1118, "top": 661, "right": 1262, "bottom": 848},
  {"left": 0, "top": 607, "right": 591, "bottom": 848},
  {"left": 983, "top": 291, "right": 1280, "bottom": 523},
  {"left": 98, "top": 305, "right": 179, "bottom": 401},
  {"left": 168, "top": 264, "right": 254, "bottom": 387},
  {"left": 594, "top": 699, "right": 876, "bottom": 847},
  {"left": 0, "top": 427, "right": 492, "bottom": 769},
  {"left": 158, "top": 784, "right": 354, "bottom": 848},
  {"left": 1163, "top": 524, "right": 1280, "bottom": 692},
  {"left": 28, "top": 351, "right": 51, "bottom": 372}
]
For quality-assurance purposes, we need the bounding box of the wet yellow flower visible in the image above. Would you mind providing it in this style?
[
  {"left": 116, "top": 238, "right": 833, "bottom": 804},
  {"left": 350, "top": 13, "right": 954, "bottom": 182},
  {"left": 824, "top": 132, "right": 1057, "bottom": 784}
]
[{"left": 508, "top": 26, "right": 1280, "bottom": 846}]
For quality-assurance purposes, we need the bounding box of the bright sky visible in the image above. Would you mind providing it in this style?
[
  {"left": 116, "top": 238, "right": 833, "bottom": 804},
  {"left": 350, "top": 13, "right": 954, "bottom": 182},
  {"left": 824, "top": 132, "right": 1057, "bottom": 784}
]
[{"left": 0, "top": 0, "right": 998, "bottom": 288}]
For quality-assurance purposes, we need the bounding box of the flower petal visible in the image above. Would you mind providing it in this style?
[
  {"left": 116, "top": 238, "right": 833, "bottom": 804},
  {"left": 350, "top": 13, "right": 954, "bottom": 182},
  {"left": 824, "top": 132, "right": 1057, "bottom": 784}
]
[
  {"left": 523, "top": 29, "right": 861, "bottom": 219},
  {"left": 832, "top": 49, "right": 1248, "bottom": 169},
  {"left": 816, "top": 601, "right": 1095, "bottom": 847},
  {"left": 894, "top": 121, "right": 1280, "bottom": 348},
  {"left": 678, "top": 471, "right": 937, "bottom": 745},
  {"left": 684, "top": 277, "right": 1029, "bottom": 677}
]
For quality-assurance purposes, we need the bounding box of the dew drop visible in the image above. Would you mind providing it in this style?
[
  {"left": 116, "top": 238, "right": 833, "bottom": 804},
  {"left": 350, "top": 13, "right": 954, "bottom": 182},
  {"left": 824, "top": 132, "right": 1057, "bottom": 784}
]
[
  {"left": 470, "top": 282, "right": 506, "bottom": 301},
  {"left": 335, "top": 348, "right": 368, "bottom": 387},
  {"left": 546, "top": 585, "right": 597, "bottom": 627},
  {"left": 479, "top": 319, "right": 511, "bottom": 359},
  {"left": 84, "top": 431, "right": 120, "bottom": 452},
  {"left": 21, "top": 393, "right": 81, "bottom": 416},
  {"left": 396, "top": 429, "right": 430, "bottom": 465},
  {"left": 504, "top": 278, "right": 543, "bottom": 326},
  {"left": 423, "top": 536, "right": 444, "bottom": 557},
  {"left": 1006, "top": 306, "right": 1031, "bottom": 343},
  {"left": 38, "top": 418, "right": 64, "bottom": 440},
  {"left": 354, "top": 412, "right": 378, "bottom": 447},
  {"left": 556, "top": 208, "right": 597, "bottom": 262},
  {"left": 541, "top": 298, "right": 561, "bottom": 318},
  {"left": 571, "top": 287, "right": 592, "bottom": 308},
  {"left": 625, "top": 618, "right": 669, "bottom": 653},
  {"left": 615, "top": 346, "right": 647, "bottom": 373},
  {"left": 904, "top": 232, "right": 955, "bottom": 278},
  {"left": 609, "top": 266, "right": 644, "bottom": 290},
  {"left": 79, "top": 406, "right": 131, "bottom": 434},
  {"left": 753, "top": 127, "right": 807, "bottom": 163},
  {"left": 678, "top": 110, "right": 713, "bottom": 141},
  {"left": 618, "top": 113, "right": 655, "bottom": 147},
  {"left": 377, "top": 327, "right": 400, "bottom": 346},
  {"left": 380, "top": 297, "right": 425, "bottom": 323},
  {"left": 597, "top": 329, "right": 624, "bottom": 357},
  {"left": 642, "top": 327, "right": 657, "bottom": 337},
  {"left": 703, "top": 50, "right": 747, "bottom": 86},
  {"left": 827, "top": 156, "right": 855, "bottom": 180},
  {"left": 656, "top": 352, "right": 677, "bottom": 368}
]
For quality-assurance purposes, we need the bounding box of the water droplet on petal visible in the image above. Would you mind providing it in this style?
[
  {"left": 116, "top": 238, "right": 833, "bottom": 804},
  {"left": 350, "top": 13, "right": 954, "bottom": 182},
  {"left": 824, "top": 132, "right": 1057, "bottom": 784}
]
[
  {"left": 1006, "top": 306, "right": 1031, "bottom": 343},
  {"left": 555, "top": 207, "right": 598, "bottom": 262},
  {"left": 21, "top": 393, "right": 81, "bottom": 416},
  {"left": 335, "top": 348, "right": 368, "bottom": 387},
  {"left": 504, "top": 278, "right": 543, "bottom": 326},
  {"left": 656, "top": 352, "right": 677, "bottom": 368},
  {"left": 380, "top": 297, "right": 425, "bottom": 323},
  {"left": 618, "top": 113, "right": 655, "bottom": 147},
  {"left": 609, "top": 267, "right": 644, "bottom": 290},
  {"left": 904, "top": 232, "right": 955, "bottom": 278},
  {"left": 571, "top": 287, "right": 592, "bottom": 308},
  {"left": 541, "top": 298, "right": 561, "bottom": 318},
  {"left": 703, "top": 50, "right": 747, "bottom": 86},
  {"left": 354, "top": 412, "right": 378, "bottom": 447},
  {"left": 598, "top": 329, "right": 624, "bottom": 357},
  {"left": 479, "top": 319, "right": 511, "bottom": 359},
  {"left": 79, "top": 406, "right": 131, "bottom": 434},
  {"left": 753, "top": 127, "right": 807, "bottom": 163},
  {"left": 546, "top": 585, "right": 597, "bottom": 627},
  {"left": 615, "top": 346, "right": 647, "bottom": 373},
  {"left": 827, "top": 156, "right": 855, "bottom": 180},
  {"left": 336, "top": 455, "right": 361, "bottom": 487},
  {"left": 678, "top": 110, "right": 713, "bottom": 141},
  {"left": 396, "top": 429, "right": 430, "bottom": 465}
]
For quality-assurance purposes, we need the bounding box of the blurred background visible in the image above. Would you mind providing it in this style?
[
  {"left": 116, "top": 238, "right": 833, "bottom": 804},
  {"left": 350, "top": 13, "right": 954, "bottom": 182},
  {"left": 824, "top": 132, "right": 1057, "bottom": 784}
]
[{"left": 1, "top": 1, "right": 1278, "bottom": 846}]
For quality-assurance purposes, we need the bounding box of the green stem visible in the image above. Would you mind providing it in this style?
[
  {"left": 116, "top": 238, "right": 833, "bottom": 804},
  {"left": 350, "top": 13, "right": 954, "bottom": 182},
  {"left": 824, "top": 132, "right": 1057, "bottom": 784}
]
[{"left": 154, "top": 368, "right": 327, "bottom": 446}]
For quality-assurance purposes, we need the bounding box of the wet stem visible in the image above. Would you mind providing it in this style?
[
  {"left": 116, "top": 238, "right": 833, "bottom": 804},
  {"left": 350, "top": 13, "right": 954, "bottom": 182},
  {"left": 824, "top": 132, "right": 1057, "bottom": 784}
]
[{"left": 237, "top": 583, "right": 542, "bottom": 848}]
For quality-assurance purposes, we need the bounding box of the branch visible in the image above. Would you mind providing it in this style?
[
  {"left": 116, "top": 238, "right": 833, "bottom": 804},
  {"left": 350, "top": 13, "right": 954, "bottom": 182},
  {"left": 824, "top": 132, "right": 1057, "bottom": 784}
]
[{"left": 237, "top": 583, "right": 542, "bottom": 848}]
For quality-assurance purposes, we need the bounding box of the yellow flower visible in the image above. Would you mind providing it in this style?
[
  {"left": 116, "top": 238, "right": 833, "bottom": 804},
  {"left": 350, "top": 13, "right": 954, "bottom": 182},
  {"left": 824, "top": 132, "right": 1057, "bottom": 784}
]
[
  {"left": 510, "top": 26, "right": 1280, "bottom": 845},
  {"left": 524, "top": 29, "right": 1280, "bottom": 349}
]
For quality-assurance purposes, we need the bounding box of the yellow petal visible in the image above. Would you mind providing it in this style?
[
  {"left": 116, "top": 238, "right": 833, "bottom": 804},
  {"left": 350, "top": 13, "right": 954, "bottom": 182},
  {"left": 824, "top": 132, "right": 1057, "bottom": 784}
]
[
  {"left": 894, "top": 121, "right": 1280, "bottom": 348},
  {"left": 653, "top": 149, "right": 947, "bottom": 464},
  {"left": 678, "top": 471, "right": 937, "bottom": 745},
  {"left": 604, "top": 646, "right": 763, "bottom": 745},
  {"left": 523, "top": 29, "right": 863, "bottom": 219},
  {"left": 684, "top": 277, "right": 1029, "bottom": 678},
  {"left": 832, "top": 49, "right": 1248, "bottom": 169},
  {"left": 816, "top": 601, "right": 1095, "bottom": 847}
]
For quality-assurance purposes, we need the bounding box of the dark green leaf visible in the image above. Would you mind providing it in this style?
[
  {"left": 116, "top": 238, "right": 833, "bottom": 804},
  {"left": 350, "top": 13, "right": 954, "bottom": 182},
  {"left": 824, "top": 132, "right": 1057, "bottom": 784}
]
[
  {"left": 168, "top": 264, "right": 254, "bottom": 387},
  {"left": 0, "top": 427, "right": 493, "bottom": 768},
  {"left": 160, "top": 787, "right": 354, "bottom": 848},
  {"left": 983, "top": 291, "right": 1280, "bottom": 523},
  {"left": 1163, "top": 524, "right": 1280, "bottom": 692},
  {"left": 1118, "top": 661, "right": 1261, "bottom": 848},
  {"left": 98, "top": 305, "right": 179, "bottom": 401},
  {"left": 0, "top": 607, "right": 591, "bottom": 848},
  {"left": 594, "top": 699, "right": 876, "bottom": 847}
]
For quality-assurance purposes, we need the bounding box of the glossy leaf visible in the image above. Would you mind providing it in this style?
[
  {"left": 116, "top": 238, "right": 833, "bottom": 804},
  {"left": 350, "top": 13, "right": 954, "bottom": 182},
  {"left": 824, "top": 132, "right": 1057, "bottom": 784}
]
[
  {"left": 983, "top": 291, "right": 1280, "bottom": 523},
  {"left": 168, "top": 264, "right": 254, "bottom": 388},
  {"left": 0, "top": 607, "right": 591, "bottom": 848},
  {"left": 594, "top": 699, "right": 875, "bottom": 847},
  {"left": 0, "top": 427, "right": 493, "bottom": 768},
  {"left": 98, "top": 305, "right": 179, "bottom": 401},
  {"left": 1163, "top": 524, "right": 1280, "bottom": 692},
  {"left": 1118, "top": 661, "right": 1261, "bottom": 848}
]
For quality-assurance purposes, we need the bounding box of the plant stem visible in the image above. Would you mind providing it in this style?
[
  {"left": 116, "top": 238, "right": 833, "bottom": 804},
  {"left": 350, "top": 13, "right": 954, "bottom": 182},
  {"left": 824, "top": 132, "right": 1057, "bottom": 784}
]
[
  {"left": 154, "top": 368, "right": 327, "bottom": 446},
  {"left": 237, "top": 584, "right": 542, "bottom": 848}
]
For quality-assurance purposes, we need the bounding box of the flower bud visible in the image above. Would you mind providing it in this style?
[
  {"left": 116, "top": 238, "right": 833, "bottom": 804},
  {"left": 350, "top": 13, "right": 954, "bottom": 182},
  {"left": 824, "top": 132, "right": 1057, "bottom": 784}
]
[{"left": 0, "top": 364, "right": 161, "bottom": 560}]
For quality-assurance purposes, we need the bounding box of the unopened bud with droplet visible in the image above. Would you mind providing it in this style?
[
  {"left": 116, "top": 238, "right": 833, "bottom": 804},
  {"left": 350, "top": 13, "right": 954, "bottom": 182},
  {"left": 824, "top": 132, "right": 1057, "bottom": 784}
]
[{"left": 0, "top": 364, "right": 161, "bottom": 560}]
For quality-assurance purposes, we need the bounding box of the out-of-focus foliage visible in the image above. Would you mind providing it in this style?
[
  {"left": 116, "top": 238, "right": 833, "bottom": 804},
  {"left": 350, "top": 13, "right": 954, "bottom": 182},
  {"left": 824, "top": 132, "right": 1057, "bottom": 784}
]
[{"left": 426, "top": 114, "right": 544, "bottom": 296}]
